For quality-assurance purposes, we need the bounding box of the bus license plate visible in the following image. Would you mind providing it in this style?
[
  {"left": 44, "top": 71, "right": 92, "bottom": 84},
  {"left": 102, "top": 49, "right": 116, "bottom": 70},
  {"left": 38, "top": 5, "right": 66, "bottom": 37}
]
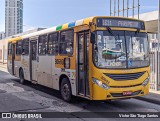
[{"left": 123, "top": 91, "right": 132, "bottom": 96}]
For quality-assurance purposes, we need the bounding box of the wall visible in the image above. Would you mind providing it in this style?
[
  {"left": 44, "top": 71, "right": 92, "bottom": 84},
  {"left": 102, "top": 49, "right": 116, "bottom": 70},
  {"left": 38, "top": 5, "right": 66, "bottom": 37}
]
[{"left": 0, "top": 39, "right": 8, "bottom": 64}]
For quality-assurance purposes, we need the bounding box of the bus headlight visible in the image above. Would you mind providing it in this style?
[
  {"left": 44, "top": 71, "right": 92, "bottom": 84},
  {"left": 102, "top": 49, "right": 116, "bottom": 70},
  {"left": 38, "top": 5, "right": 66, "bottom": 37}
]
[
  {"left": 92, "top": 78, "right": 110, "bottom": 90},
  {"left": 142, "top": 77, "right": 150, "bottom": 86}
]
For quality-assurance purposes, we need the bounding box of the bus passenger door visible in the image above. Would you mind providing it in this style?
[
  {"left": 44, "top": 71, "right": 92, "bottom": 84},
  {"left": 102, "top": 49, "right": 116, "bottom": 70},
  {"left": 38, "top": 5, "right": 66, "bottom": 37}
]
[
  {"left": 77, "top": 32, "right": 90, "bottom": 97},
  {"left": 30, "top": 41, "right": 37, "bottom": 81},
  {"left": 12, "top": 44, "right": 16, "bottom": 75}
]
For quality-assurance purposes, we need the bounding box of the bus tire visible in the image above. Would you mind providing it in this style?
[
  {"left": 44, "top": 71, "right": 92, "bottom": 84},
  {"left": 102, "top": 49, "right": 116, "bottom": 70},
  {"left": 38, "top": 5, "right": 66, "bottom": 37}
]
[
  {"left": 60, "top": 78, "right": 72, "bottom": 102},
  {"left": 19, "top": 69, "right": 26, "bottom": 85}
]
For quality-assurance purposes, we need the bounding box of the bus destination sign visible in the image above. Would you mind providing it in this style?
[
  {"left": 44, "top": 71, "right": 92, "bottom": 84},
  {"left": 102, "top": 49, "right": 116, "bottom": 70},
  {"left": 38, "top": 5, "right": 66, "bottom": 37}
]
[{"left": 97, "top": 18, "right": 145, "bottom": 30}]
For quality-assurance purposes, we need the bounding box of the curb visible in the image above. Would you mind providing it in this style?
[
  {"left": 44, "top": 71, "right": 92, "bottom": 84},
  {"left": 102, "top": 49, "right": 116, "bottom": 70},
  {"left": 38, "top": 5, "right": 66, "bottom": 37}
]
[
  {"left": 136, "top": 96, "right": 160, "bottom": 105},
  {"left": 0, "top": 66, "right": 7, "bottom": 69},
  {"left": 0, "top": 66, "right": 8, "bottom": 73},
  {"left": 0, "top": 64, "right": 7, "bottom": 69}
]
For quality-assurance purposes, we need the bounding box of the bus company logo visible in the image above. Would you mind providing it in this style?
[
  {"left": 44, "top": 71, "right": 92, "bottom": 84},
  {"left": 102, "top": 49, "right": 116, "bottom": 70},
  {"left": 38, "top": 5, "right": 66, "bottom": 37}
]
[
  {"left": 122, "top": 70, "right": 134, "bottom": 73},
  {"left": 2, "top": 113, "right": 12, "bottom": 119}
]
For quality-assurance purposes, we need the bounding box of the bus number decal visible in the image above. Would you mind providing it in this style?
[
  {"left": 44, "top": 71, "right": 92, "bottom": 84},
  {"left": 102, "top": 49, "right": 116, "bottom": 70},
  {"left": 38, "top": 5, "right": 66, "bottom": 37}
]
[
  {"left": 106, "top": 62, "right": 122, "bottom": 67},
  {"left": 55, "top": 59, "right": 64, "bottom": 65}
]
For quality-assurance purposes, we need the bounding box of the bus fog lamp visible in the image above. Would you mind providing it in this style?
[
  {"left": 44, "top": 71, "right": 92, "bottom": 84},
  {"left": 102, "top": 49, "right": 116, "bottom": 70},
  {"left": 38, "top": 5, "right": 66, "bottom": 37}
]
[
  {"left": 92, "top": 78, "right": 110, "bottom": 90},
  {"left": 142, "top": 78, "right": 149, "bottom": 86}
]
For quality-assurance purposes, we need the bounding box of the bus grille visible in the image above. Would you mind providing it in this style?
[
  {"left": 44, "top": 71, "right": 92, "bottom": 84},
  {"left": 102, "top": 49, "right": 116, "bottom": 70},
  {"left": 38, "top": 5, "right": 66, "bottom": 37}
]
[
  {"left": 110, "top": 84, "right": 142, "bottom": 88},
  {"left": 105, "top": 72, "right": 145, "bottom": 81},
  {"left": 110, "top": 90, "right": 141, "bottom": 97}
]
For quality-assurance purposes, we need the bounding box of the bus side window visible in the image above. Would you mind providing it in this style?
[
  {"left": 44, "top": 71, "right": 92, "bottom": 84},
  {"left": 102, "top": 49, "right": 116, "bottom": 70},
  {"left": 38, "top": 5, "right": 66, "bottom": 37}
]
[
  {"left": 16, "top": 40, "right": 23, "bottom": 55},
  {"left": 59, "top": 30, "right": 74, "bottom": 55},
  {"left": 22, "top": 39, "right": 29, "bottom": 55},
  {"left": 38, "top": 35, "right": 48, "bottom": 55},
  {"left": 8, "top": 42, "right": 12, "bottom": 55},
  {"left": 48, "top": 33, "right": 58, "bottom": 55}
]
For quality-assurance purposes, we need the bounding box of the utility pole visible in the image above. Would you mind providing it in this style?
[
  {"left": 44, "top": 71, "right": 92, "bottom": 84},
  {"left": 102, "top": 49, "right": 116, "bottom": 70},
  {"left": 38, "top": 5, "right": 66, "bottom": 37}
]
[
  {"left": 110, "top": 0, "right": 140, "bottom": 19},
  {"left": 110, "top": 0, "right": 112, "bottom": 16},
  {"left": 157, "top": 0, "right": 160, "bottom": 91},
  {"left": 114, "top": 0, "right": 116, "bottom": 16},
  {"left": 127, "top": 0, "right": 129, "bottom": 17},
  {"left": 132, "top": 0, "right": 134, "bottom": 18},
  {"left": 158, "top": 0, "right": 160, "bottom": 50},
  {"left": 123, "top": 0, "right": 125, "bottom": 17},
  {"left": 138, "top": 0, "right": 140, "bottom": 19}
]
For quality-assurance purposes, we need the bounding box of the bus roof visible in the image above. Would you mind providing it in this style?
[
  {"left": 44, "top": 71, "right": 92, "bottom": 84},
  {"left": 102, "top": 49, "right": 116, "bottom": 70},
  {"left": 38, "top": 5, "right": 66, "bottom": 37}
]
[{"left": 7, "top": 16, "right": 145, "bottom": 42}]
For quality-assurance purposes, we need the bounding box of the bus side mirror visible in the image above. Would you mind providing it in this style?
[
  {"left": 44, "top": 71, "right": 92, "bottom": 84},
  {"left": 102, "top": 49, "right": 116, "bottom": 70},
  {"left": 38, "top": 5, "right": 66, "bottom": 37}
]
[{"left": 90, "top": 32, "right": 95, "bottom": 43}]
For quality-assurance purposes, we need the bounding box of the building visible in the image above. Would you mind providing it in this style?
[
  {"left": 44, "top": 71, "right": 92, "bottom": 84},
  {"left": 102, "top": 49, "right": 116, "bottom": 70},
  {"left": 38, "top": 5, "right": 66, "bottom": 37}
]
[
  {"left": 133, "top": 11, "right": 158, "bottom": 41},
  {"left": 134, "top": 11, "right": 160, "bottom": 91},
  {"left": 134, "top": 11, "right": 158, "bottom": 32},
  {"left": 5, "top": 0, "right": 23, "bottom": 37},
  {"left": 0, "top": 32, "right": 5, "bottom": 40},
  {"left": 132, "top": 11, "right": 159, "bottom": 51}
]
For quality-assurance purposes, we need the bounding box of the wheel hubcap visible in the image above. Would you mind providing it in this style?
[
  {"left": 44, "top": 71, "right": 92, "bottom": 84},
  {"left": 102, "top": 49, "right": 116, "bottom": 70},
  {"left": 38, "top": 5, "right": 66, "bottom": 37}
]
[{"left": 62, "top": 84, "right": 70, "bottom": 99}]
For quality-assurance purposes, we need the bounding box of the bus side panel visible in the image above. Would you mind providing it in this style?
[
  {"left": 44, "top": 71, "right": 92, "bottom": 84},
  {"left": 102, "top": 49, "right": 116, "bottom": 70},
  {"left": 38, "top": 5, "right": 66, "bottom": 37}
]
[
  {"left": 55, "top": 55, "right": 77, "bottom": 96},
  {"left": 21, "top": 55, "right": 30, "bottom": 81},
  {"left": 37, "top": 56, "right": 53, "bottom": 88},
  {"left": 7, "top": 55, "right": 12, "bottom": 74},
  {"left": 14, "top": 55, "right": 21, "bottom": 77},
  {"left": 52, "top": 56, "right": 61, "bottom": 90}
]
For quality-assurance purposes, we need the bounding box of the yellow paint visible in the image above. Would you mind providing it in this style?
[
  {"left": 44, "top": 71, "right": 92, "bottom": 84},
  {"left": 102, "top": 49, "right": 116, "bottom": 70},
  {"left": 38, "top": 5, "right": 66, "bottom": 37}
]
[
  {"left": 92, "top": 82, "right": 149, "bottom": 100},
  {"left": 90, "top": 58, "right": 150, "bottom": 100},
  {"left": 22, "top": 61, "right": 29, "bottom": 67},
  {"left": 74, "top": 25, "right": 89, "bottom": 32},
  {"left": 8, "top": 55, "right": 12, "bottom": 60},
  {"left": 55, "top": 55, "right": 76, "bottom": 70},
  {"left": 15, "top": 55, "right": 21, "bottom": 61},
  {"left": 89, "top": 51, "right": 150, "bottom": 100},
  {"left": 83, "top": 17, "right": 94, "bottom": 25},
  {"left": 89, "top": 41, "right": 150, "bottom": 100},
  {"left": 87, "top": 17, "right": 149, "bottom": 100},
  {"left": 62, "top": 23, "right": 69, "bottom": 29},
  {"left": 8, "top": 37, "right": 22, "bottom": 43}
]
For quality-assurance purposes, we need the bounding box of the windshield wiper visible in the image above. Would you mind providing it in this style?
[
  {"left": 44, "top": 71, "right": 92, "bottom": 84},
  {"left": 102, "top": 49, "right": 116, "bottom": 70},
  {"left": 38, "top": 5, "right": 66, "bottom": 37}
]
[
  {"left": 135, "top": 28, "right": 140, "bottom": 36},
  {"left": 106, "top": 26, "right": 114, "bottom": 36},
  {"left": 106, "top": 26, "right": 120, "bottom": 40}
]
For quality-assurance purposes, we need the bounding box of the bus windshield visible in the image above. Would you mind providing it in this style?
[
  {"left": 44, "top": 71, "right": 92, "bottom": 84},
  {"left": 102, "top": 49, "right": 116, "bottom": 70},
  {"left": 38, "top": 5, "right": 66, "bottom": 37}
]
[{"left": 93, "top": 30, "right": 149, "bottom": 69}]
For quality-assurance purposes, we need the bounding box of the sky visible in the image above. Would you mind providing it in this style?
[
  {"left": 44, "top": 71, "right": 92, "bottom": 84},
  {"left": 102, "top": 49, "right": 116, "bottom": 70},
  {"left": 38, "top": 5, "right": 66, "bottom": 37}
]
[{"left": 0, "top": 0, "right": 159, "bottom": 32}]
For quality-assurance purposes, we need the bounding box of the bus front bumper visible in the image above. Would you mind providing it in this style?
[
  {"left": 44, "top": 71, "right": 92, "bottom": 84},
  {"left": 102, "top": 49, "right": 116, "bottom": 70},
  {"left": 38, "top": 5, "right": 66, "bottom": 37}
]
[{"left": 91, "top": 83, "right": 150, "bottom": 101}]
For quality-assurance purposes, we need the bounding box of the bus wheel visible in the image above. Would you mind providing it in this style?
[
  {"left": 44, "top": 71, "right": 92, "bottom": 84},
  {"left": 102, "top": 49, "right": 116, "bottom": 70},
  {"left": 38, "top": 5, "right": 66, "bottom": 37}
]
[
  {"left": 60, "top": 78, "right": 72, "bottom": 102},
  {"left": 19, "top": 69, "right": 26, "bottom": 84}
]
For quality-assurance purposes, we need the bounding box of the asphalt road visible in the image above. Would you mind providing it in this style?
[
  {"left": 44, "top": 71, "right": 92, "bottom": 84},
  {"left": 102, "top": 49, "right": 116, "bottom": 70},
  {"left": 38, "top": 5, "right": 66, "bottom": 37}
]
[{"left": 0, "top": 70, "right": 160, "bottom": 121}]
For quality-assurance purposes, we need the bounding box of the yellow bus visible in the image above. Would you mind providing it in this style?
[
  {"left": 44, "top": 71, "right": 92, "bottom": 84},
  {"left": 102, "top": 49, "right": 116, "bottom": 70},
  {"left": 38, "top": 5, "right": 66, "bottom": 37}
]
[{"left": 7, "top": 16, "right": 150, "bottom": 102}]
